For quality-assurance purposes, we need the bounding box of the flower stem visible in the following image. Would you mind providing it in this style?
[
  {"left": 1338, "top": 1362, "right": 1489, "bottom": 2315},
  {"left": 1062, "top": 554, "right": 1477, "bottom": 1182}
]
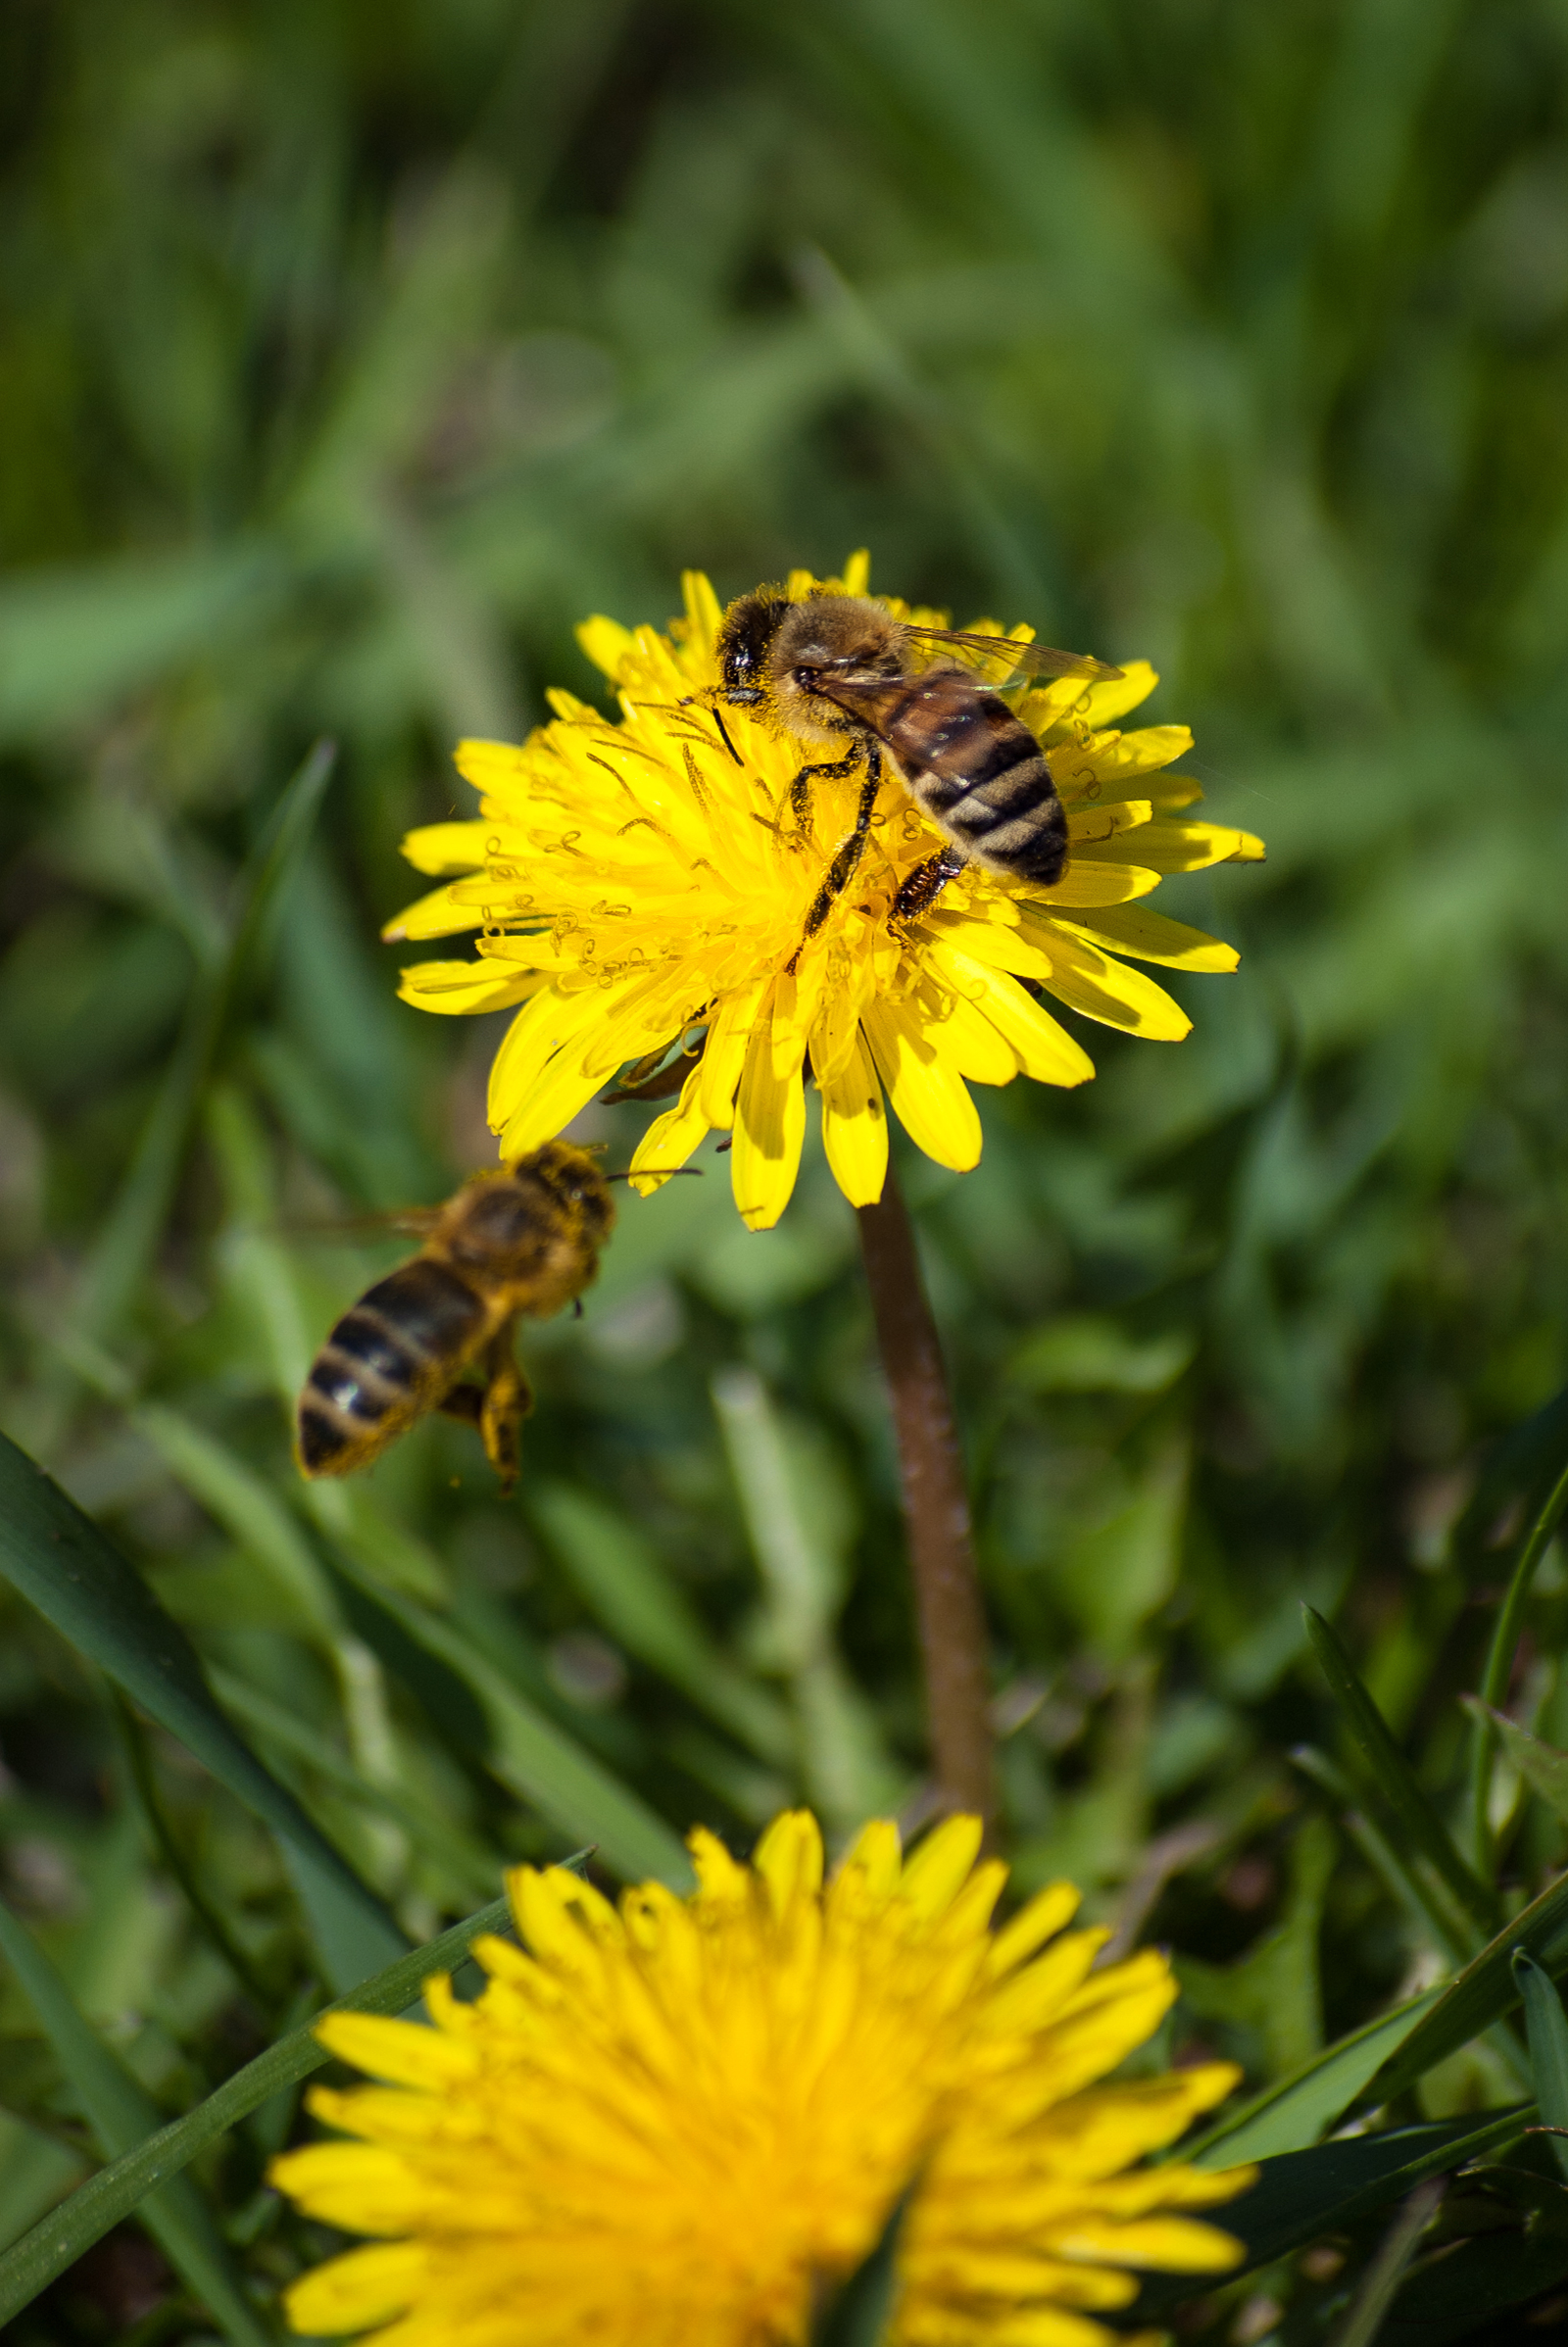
[{"left": 857, "top": 1166, "right": 995, "bottom": 1830}]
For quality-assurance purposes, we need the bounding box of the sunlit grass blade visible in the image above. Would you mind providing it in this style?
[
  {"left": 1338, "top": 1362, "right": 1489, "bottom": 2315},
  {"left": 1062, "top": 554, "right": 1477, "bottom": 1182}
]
[
  {"left": 134, "top": 1401, "right": 341, "bottom": 1638},
  {"left": 0, "top": 1869, "right": 581, "bottom": 2328},
  {"left": 0, "top": 1894, "right": 272, "bottom": 2347},
  {"left": 1513, "top": 1952, "right": 1568, "bottom": 2183},
  {"left": 0, "top": 1429, "right": 406, "bottom": 1991},
  {"left": 1303, "top": 1606, "right": 1497, "bottom": 1936},
  {"left": 532, "top": 1480, "right": 793, "bottom": 1765},
  {"left": 327, "top": 1550, "right": 692, "bottom": 1886},
  {"left": 301, "top": 1475, "right": 449, "bottom": 1605},
  {"left": 1467, "top": 1454, "right": 1568, "bottom": 1877},
  {"left": 1186, "top": 1987, "right": 1442, "bottom": 2168},
  {"left": 712, "top": 1366, "right": 901, "bottom": 1827},
  {"left": 208, "top": 1666, "right": 499, "bottom": 1901},
  {"left": 1372, "top": 1861, "right": 1568, "bottom": 2105}
]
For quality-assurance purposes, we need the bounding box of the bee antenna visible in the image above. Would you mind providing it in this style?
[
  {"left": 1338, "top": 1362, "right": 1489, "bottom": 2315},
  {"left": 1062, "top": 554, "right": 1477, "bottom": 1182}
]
[
  {"left": 710, "top": 708, "right": 744, "bottom": 765},
  {"left": 604, "top": 1167, "right": 705, "bottom": 1182},
  {"left": 678, "top": 694, "right": 743, "bottom": 766}
]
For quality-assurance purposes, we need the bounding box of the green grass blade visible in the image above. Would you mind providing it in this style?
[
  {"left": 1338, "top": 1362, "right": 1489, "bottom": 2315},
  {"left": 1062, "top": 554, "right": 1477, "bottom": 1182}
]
[
  {"left": 1513, "top": 1953, "right": 1568, "bottom": 2182},
  {"left": 1291, "top": 1743, "right": 1474, "bottom": 1963},
  {"left": 1467, "top": 1455, "right": 1568, "bottom": 1877},
  {"left": 711, "top": 1366, "right": 900, "bottom": 1828},
  {"left": 1464, "top": 1697, "right": 1568, "bottom": 1828},
  {"left": 0, "top": 543, "right": 282, "bottom": 737},
  {"left": 327, "top": 1550, "right": 692, "bottom": 1887},
  {"left": 72, "top": 740, "right": 335, "bottom": 1345},
  {"left": 532, "top": 1481, "right": 792, "bottom": 1764},
  {"left": 0, "top": 1429, "right": 406, "bottom": 1990},
  {"left": 1303, "top": 1607, "right": 1497, "bottom": 1936},
  {"left": 0, "top": 1869, "right": 583, "bottom": 2328},
  {"left": 70, "top": 1014, "right": 212, "bottom": 1347},
  {"left": 213, "top": 740, "right": 338, "bottom": 1040},
  {"left": 302, "top": 1476, "right": 449, "bottom": 1606},
  {"left": 1373, "top": 1862, "right": 1568, "bottom": 2104},
  {"left": 1187, "top": 1988, "right": 1442, "bottom": 2167},
  {"left": 1137, "top": 2111, "right": 1531, "bottom": 2320},
  {"left": 1446, "top": 1378, "right": 1568, "bottom": 1580},
  {"left": 810, "top": 2184, "right": 910, "bottom": 2347},
  {"left": 0, "top": 1894, "right": 272, "bottom": 2347},
  {"left": 111, "top": 1689, "right": 278, "bottom": 2010},
  {"left": 208, "top": 1667, "right": 499, "bottom": 1900},
  {"left": 1326, "top": 2177, "right": 1446, "bottom": 2347},
  {"left": 133, "top": 1403, "right": 341, "bottom": 1638}
]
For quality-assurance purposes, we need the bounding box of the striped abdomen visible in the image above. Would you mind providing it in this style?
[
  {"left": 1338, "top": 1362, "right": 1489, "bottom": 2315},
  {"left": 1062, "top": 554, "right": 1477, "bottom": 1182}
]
[
  {"left": 880, "top": 667, "right": 1067, "bottom": 885},
  {"left": 296, "top": 1256, "right": 487, "bottom": 1477}
]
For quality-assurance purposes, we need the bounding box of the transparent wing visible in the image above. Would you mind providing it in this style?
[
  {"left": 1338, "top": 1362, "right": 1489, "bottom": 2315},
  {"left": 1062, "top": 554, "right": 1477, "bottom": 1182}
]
[
  {"left": 288, "top": 1206, "right": 444, "bottom": 1241},
  {"left": 805, "top": 671, "right": 921, "bottom": 720},
  {"left": 900, "top": 624, "right": 1123, "bottom": 682}
]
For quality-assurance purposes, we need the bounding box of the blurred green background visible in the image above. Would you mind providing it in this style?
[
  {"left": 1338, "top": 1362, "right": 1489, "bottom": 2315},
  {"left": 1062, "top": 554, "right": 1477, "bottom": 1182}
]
[{"left": 3, "top": 0, "right": 1568, "bottom": 2338}]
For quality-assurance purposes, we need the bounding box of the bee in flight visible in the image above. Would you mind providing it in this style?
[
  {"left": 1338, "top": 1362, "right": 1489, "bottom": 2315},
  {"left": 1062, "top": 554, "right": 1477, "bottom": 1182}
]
[
  {"left": 295, "top": 1141, "right": 614, "bottom": 1496},
  {"left": 708, "top": 590, "right": 1121, "bottom": 952}
]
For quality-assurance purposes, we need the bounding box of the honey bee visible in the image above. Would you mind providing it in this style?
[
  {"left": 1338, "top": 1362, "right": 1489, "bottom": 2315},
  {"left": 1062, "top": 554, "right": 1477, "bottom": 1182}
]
[
  {"left": 710, "top": 590, "right": 1120, "bottom": 946},
  {"left": 295, "top": 1142, "right": 614, "bottom": 1495}
]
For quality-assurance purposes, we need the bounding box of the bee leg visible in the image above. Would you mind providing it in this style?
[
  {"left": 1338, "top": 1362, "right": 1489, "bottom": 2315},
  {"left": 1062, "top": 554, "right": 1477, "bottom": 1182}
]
[
  {"left": 801, "top": 748, "right": 882, "bottom": 935},
  {"left": 437, "top": 1383, "right": 485, "bottom": 1426},
  {"left": 478, "top": 1319, "right": 532, "bottom": 1496},
  {"left": 893, "top": 848, "right": 969, "bottom": 924},
  {"left": 787, "top": 751, "right": 862, "bottom": 835}
]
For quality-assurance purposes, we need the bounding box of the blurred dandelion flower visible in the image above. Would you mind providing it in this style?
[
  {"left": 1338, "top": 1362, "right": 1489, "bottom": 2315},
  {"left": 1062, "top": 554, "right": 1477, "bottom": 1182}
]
[
  {"left": 272, "top": 1811, "right": 1250, "bottom": 2347},
  {"left": 387, "top": 558, "right": 1262, "bottom": 1230}
]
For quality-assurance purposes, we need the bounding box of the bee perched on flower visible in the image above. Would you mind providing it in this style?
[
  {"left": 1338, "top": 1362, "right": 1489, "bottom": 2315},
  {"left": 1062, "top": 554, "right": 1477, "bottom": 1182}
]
[
  {"left": 386, "top": 558, "right": 1262, "bottom": 1231},
  {"left": 272, "top": 1812, "right": 1252, "bottom": 2346}
]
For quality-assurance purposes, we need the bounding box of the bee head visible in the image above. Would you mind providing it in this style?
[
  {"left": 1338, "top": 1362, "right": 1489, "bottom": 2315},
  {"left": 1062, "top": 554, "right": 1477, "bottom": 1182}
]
[
  {"left": 519, "top": 1140, "right": 616, "bottom": 1243},
  {"left": 448, "top": 1144, "right": 614, "bottom": 1271},
  {"left": 716, "top": 590, "right": 790, "bottom": 707}
]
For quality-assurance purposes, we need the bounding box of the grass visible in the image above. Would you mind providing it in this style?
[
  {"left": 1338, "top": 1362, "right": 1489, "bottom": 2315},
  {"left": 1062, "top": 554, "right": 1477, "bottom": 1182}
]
[{"left": 2, "top": 1, "right": 1568, "bottom": 2338}]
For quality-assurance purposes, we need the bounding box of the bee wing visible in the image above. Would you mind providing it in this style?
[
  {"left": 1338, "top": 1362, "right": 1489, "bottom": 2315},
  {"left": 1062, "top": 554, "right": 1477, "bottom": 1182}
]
[
  {"left": 900, "top": 624, "right": 1123, "bottom": 683},
  {"left": 289, "top": 1206, "right": 445, "bottom": 1241},
  {"left": 805, "top": 670, "right": 926, "bottom": 726}
]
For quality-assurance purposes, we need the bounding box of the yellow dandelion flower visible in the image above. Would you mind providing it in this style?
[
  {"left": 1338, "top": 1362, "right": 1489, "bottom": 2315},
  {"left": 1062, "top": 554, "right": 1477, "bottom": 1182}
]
[
  {"left": 272, "top": 1811, "right": 1251, "bottom": 2347},
  {"left": 387, "top": 557, "right": 1263, "bottom": 1231}
]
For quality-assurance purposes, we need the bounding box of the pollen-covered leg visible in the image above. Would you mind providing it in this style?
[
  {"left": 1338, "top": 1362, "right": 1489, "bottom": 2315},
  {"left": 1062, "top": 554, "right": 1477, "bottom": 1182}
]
[
  {"left": 477, "top": 1320, "right": 532, "bottom": 1495},
  {"left": 788, "top": 751, "right": 884, "bottom": 973},
  {"left": 788, "top": 750, "right": 862, "bottom": 834}
]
